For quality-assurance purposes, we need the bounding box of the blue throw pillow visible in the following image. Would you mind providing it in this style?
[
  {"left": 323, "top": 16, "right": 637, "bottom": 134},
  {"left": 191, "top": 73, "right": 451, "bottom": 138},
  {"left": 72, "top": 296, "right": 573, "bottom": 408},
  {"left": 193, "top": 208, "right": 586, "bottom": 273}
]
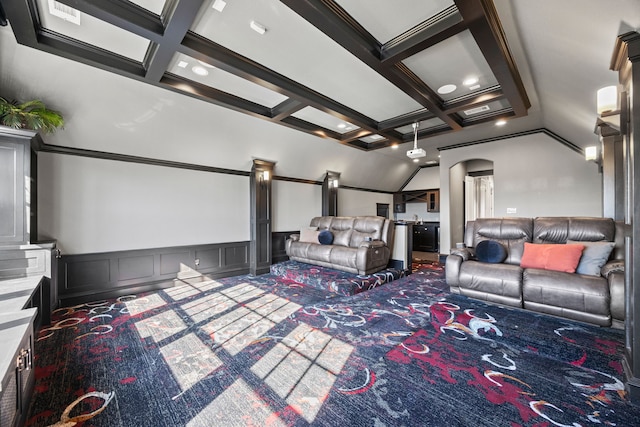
[
  {"left": 318, "top": 230, "right": 334, "bottom": 245},
  {"left": 475, "top": 240, "right": 507, "bottom": 263}
]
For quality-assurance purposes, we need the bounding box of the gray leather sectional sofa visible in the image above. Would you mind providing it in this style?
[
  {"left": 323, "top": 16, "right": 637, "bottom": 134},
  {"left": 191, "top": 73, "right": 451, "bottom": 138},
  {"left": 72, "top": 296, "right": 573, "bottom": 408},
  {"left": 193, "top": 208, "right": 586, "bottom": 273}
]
[
  {"left": 446, "top": 217, "right": 625, "bottom": 327},
  {"left": 286, "top": 216, "right": 394, "bottom": 275}
]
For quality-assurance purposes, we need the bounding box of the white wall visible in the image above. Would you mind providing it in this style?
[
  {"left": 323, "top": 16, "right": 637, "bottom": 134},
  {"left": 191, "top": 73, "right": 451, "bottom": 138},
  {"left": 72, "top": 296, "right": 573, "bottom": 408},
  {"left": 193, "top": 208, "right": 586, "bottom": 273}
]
[
  {"left": 338, "top": 188, "right": 393, "bottom": 217},
  {"left": 38, "top": 153, "right": 250, "bottom": 254},
  {"left": 272, "top": 180, "right": 321, "bottom": 231},
  {"left": 439, "top": 132, "right": 602, "bottom": 252},
  {"left": 396, "top": 166, "right": 440, "bottom": 222},
  {"left": 402, "top": 166, "right": 440, "bottom": 191}
]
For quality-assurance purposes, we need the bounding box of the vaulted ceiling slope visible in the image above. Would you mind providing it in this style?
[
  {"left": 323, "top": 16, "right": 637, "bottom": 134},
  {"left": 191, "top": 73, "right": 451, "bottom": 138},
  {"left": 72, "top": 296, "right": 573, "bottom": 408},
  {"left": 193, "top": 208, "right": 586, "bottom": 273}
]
[{"left": 0, "top": 0, "right": 639, "bottom": 190}]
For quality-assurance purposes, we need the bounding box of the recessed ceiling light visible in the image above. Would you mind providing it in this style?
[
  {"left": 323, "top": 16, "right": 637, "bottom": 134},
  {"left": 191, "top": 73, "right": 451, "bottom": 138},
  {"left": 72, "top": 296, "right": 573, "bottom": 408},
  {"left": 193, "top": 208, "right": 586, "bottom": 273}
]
[
  {"left": 369, "top": 135, "right": 383, "bottom": 140},
  {"left": 212, "top": 0, "right": 226, "bottom": 12},
  {"left": 177, "top": 61, "right": 188, "bottom": 68},
  {"left": 437, "top": 84, "right": 457, "bottom": 94},
  {"left": 192, "top": 65, "right": 209, "bottom": 76},
  {"left": 469, "top": 84, "right": 481, "bottom": 90},
  {"left": 337, "top": 123, "right": 347, "bottom": 129},
  {"left": 413, "top": 158, "right": 419, "bottom": 163},
  {"left": 250, "top": 20, "right": 267, "bottom": 35},
  {"left": 426, "top": 160, "right": 437, "bottom": 165},
  {"left": 496, "top": 119, "right": 507, "bottom": 126},
  {"left": 391, "top": 144, "right": 398, "bottom": 149},
  {"left": 463, "top": 77, "right": 479, "bottom": 86}
]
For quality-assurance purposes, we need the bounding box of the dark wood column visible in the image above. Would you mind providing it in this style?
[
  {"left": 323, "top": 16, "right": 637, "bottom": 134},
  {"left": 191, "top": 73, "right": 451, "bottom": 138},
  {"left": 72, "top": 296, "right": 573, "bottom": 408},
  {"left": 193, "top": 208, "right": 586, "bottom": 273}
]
[
  {"left": 596, "top": 122, "right": 624, "bottom": 220},
  {"left": 611, "top": 30, "right": 640, "bottom": 403},
  {"left": 322, "top": 171, "right": 340, "bottom": 216},
  {"left": 250, "top": 159, "right": 274, "bottom": 276}
]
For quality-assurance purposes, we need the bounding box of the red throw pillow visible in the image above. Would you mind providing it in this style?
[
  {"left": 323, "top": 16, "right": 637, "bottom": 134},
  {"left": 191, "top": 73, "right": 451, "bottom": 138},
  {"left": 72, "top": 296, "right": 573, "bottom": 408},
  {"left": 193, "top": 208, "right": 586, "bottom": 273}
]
[{"left": 520, "top": 242, "right": 585, "bottom": 273}]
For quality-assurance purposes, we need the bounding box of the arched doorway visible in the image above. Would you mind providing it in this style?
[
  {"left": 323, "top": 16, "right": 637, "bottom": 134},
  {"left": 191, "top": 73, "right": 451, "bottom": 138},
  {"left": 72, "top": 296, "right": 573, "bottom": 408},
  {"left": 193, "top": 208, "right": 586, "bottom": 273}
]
[{"left": 448, "top": 159, "right": 494, "bottom": 247}]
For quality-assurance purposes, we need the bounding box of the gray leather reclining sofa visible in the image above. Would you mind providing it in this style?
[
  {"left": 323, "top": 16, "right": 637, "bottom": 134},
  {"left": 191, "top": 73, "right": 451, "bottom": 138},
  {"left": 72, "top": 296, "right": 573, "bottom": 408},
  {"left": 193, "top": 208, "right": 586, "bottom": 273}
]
[
  {"left": 286, "top": 216, "right": 394, "bottom": 275},
  {"left": 446, "top": 217, "right": 625, "bottom": 327}
]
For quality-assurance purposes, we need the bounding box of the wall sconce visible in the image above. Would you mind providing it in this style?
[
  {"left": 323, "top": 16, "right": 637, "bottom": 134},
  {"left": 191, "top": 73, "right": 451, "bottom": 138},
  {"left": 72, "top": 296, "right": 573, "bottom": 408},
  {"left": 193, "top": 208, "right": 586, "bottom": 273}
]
[
  {"left": 596, "top": 85, "right": 618, "bottom": 115},
  {"left": 262, "top": 170, "right": 270, "bottom": 181},
  {"left": 585, "top": 145, "right": 598, "bottom": 162},
  {"left": 332, "top": 178, "right": 339, "bottom": 188}
]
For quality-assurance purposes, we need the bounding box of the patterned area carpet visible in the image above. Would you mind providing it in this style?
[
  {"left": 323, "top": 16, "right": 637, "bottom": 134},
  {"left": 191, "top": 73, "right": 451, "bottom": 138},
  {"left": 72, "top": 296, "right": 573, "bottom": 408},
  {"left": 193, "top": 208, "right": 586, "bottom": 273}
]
[
  {"left": 269, "top": 260, "right": 406, "bottom": 296},
  {"left": 25, "top": 262, "right": 640, "bottom": 426}
]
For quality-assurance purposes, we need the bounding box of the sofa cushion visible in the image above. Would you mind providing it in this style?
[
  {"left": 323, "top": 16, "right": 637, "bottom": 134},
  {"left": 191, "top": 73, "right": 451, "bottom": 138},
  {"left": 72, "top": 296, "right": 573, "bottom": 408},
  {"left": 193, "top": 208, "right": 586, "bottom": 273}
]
[
  {"left": 318, "top": 230, "right": 334, "bottom": 245},
  {"left": 475, "top": 240, "right": 507, "bottom": 263},
  {"left": 520, "top": 243, "right": 584, "bottom": 273},
  {"left": 523, "top": 268, "right": 610, "bottom": 324},
  {"left": 567, "top": 240, "right": 615, "bottom": 276},
  {"left": 300, "top": 228, "right": 319, "bottom": 243},
  {"left": 473, "top": 217, "right": 532, "bottom": 265}
]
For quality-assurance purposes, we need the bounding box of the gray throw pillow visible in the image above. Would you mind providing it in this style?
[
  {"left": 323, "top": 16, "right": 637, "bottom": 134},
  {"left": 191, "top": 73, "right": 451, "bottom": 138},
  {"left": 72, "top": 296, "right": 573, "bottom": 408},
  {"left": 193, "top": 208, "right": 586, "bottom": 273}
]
[{"left": 567, "top": 240, "right": 615, "bottom": 276}]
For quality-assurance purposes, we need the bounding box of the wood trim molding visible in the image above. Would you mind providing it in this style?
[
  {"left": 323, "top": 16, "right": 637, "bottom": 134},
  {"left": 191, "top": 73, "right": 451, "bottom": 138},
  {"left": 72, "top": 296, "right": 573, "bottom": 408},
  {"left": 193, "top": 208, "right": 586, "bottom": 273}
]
[{"left": 57, "top": 241, "right": 250, "bottom": 306}]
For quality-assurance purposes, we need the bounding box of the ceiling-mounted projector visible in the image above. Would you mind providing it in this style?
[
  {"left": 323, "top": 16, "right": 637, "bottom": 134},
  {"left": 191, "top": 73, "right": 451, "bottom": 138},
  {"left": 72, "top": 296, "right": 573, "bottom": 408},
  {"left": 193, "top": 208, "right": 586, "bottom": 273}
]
[
  {"left": 406, "top": 122, "right": 426, "bottom": 159},
  {"left": 407, "top": 147, "right": 426, "bottom": 159}
]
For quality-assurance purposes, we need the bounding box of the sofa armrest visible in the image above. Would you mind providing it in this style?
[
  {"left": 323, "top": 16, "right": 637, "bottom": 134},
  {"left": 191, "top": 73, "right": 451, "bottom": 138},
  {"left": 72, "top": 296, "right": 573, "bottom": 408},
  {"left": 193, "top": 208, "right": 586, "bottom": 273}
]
[
  {"left": 608, "top": 269, "right": 625, "bottom": 322},
  {"left": 602, "top": 259, "right": 624, "bottom": 278},
  {"left": 445, "top": 254, "right": 463, "bottom": 290},
  {"left": 449, "top": 247, "right": 474, "bottom": 261},
  {"left": 359, "top": 240, "right": 385, "bottom": 249}
]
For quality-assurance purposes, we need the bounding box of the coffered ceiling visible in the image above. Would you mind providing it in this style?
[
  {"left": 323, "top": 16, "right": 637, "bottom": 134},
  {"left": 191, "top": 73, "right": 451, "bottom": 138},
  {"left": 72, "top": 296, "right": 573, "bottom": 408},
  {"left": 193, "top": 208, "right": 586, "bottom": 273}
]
[{"left": 1, "top": 0, "right": 530, "bottom": 151}]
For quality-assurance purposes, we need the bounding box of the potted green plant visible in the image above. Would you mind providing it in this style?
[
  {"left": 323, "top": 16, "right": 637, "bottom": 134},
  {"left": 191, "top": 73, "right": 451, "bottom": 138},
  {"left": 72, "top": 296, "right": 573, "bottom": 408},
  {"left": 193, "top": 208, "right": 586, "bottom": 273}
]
[{"left": 0, "top": 97, "right": 64, "bottom": 133}]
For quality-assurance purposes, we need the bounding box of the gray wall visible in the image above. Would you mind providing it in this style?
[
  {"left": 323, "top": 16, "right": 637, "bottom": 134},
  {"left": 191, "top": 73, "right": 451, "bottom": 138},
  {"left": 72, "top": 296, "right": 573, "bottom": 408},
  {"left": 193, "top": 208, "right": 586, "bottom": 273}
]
[
  {"left": 272, "top": 180, "right": 321, "bottom": 231},
  {"left": 338, "top": 188, "right": 393, "bottom": 217},
  {"left": 439, "top": 132, "right": 602, "bottom": 252}
]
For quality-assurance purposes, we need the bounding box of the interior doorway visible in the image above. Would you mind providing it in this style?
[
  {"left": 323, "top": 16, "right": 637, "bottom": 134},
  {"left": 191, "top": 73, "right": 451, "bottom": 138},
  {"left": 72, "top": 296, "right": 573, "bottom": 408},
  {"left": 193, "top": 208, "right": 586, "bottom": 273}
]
[{"left": 464, "top": 174, "right": 494, "bottom": 223}]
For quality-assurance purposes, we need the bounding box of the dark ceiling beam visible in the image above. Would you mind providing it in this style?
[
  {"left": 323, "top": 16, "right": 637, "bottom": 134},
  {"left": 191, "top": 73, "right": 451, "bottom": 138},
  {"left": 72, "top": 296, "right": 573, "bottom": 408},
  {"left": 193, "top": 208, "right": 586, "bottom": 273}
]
[
  {"left": 280, "top": 116, "right": 344, "bottom": 141},
  {"left": 180, "top": 33, "right": 403, "bottom": 144},
  {"left": 380, "top": 6, "right": 466, "bottom": 64},
  {"left": 37, "top": 29, "right": 146, "bottom": 77},
  {"left": 378, "top": 109, "right": 435, "bottom": 131},
  {"left": 280, "top": 0, "right": 463, "bottom": 132},
  {"left": 270, "top": 99, "right": 306, "bottom": 121},
  {"left": 454, "top": 0, "right": 530, "bottom": 116},
  {"left": 161, "top": 73, "right": 272, "bottom": 118},
  {"left": 2, "top": 0, "right": 41, "bottom": 45},
  {"left": 442, "top": 86, "right": 504, "bottom": 114},
  {"left": 143, "top": 0, "right": 205, "bottom": 82}
]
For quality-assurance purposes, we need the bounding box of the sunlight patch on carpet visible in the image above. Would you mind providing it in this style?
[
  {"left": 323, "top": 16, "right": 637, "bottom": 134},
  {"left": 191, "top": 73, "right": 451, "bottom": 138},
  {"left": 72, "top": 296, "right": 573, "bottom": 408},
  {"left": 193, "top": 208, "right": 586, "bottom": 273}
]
[
  {"left": 186, "top": 378, "right": 287, "bottom": 427},
  {"left": 134, "top": 309, "right": 186, "bottom": 342},
  {"left": 159, "top": 333, "right": 223, "bottom": 397},
  {"left": 124, "top": 293, "right": 167, "bottom": 316},
  {"left": 251, "top": 323, "right": 353, "bottom": 423}
]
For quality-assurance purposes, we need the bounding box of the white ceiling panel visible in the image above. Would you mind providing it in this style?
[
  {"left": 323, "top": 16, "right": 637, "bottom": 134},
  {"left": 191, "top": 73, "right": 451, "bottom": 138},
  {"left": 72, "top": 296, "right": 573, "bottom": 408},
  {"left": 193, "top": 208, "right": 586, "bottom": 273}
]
[
  {"left": 403, "top": 30, "right": 499, "bottom": 102},
  {"left": 36, "top": 0, "right": 150, "bottom": 61},
  {"left": 335, "top": 0, "right": 455, "bottom": 43},
  {"left": 129, "top": 0, "right": 166, "bottom": 15},
  {"left": 292, "top": 107, "right": 358, "bottom": 134},
  {"left": 169, "top": 53, "right": 288, "bottom": 108}
]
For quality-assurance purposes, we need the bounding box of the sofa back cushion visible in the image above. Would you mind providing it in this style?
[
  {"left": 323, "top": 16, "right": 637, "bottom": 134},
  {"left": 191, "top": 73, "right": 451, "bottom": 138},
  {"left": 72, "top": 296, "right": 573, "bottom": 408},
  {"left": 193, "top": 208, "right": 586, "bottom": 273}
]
[
  {"left": 349, "top": 216, "right": 386, "bottom": 248},
  {"left": 473, "top": 218, "right": 533, "bottom": 265},
  {"left": 308, "top": 216, "right": 392, "bottom": 248},
  {"left": 533, "top": 217, "right": 615, "bottom": 244}
]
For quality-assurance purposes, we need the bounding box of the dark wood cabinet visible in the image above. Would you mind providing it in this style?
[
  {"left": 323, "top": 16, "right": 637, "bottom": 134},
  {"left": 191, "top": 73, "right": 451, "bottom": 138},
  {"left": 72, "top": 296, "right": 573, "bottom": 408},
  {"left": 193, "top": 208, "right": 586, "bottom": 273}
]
[
  {"left": 426, "top": 190, "right": 439, "bottom": 212},
  {"left": 393, "top": 193, "right": 405, "bottom": 213},
  {"left": 413, "top": 223, "right": 439, "bottom": 252},
  {"left": 395, "top": 189, "right": 439, "bottom": 212}
]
